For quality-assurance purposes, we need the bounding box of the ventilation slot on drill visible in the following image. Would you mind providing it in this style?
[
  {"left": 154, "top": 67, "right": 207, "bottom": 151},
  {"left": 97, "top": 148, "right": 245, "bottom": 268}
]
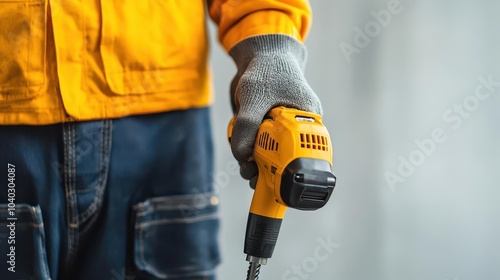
[
  {"left": 257, "top": 132, "right": 279, "bottom": 151},
  {"left": 299, "top": 133, "right": 328, "bottom": 151}
]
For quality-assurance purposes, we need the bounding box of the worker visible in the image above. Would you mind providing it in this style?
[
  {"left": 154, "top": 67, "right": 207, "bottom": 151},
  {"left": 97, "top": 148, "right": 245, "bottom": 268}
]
[{"left": 0, "top": 0, "right": 323, "bottom": 279}]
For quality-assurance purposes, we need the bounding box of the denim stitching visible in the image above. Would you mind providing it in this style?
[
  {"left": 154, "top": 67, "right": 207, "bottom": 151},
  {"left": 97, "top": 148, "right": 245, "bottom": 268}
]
[
  {"left": 75, "top": 195, "right": 98, "bottom": 225},
  {"left": 72, "top": 123, "right": 80, "bottom": 257},
  {"left": 69, "top": 124, "right": 76, "bottom": 256},
  {"left": 137, "top": 204, "right": 217, "bottom": 217},
  {"left": 32, "top": 206, "right": 51, "bottom": 279},
  {"left": 142, "top": 194, "right": 218, "bottom": 206},
  {"left": 62, "top": 123, "right": 73, "bottom": 267},
  {"left": 79, "top": 120, "right": 112, "bottom": 232},
  {"left": 75, "top": 184, "right": 100, "bottom": 194},
  {"left": 78, "top": 120, "right": 105, "bottom": 233},
  {"left": 98, "top": 120, "right": 104, "bottom": 194},
  {"left": 76, "top": 120, "right": 104, "bottom": 225},
  {"left": 63, "top": 123, "right": 73, "bottom": 267},
  {"left": 64, "top": 123, "right": 80, "bottom": 269},
  {"left": 77, "top": 122, "right": 102, "bottom": 228},
  {"left": 136, "top": 213, "right": 219, "bottom": 230},
  {"left": 134, "top": 194, "right": 218, "bottom": 217},
  {"left": 62, "top": 124, "right": 68, "bottom": 222},
  {"left": 71, "top": 123, "right": 79, "bottom": 227}
]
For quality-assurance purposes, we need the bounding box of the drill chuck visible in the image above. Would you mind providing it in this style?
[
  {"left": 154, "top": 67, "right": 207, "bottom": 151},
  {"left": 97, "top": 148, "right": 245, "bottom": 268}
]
[{"left": 244, "top": 213, "right": 283, "bottom": 259}]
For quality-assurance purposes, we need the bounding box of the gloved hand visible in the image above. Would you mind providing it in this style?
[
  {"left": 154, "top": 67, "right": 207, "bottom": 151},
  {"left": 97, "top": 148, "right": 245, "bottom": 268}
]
[{"left": 228, "top": 34, "right": 323, "bottom": 186}]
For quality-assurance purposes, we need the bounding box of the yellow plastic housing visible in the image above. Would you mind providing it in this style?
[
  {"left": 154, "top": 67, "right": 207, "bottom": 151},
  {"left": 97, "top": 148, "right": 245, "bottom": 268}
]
[{"left": 228, "top": 107, "right": 333, "bottom": 220}]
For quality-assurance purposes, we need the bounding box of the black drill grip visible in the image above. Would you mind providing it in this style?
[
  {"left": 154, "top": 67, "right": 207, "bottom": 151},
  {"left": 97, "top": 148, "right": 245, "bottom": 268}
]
[{"left": 244, "top": 213, "right": 283, "bottom": 259}]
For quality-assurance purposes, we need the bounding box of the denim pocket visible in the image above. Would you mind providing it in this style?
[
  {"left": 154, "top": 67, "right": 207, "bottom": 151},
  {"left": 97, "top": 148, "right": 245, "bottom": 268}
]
[
  {"left": 0, "top": 204, "right": 50, "bottom": 280},
  {"left": 132, "top": 193, "right": 220, "bottom": 279}
]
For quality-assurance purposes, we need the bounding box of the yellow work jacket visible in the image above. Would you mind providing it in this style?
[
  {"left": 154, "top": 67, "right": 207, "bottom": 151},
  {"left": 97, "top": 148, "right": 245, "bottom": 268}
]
[{"left": 0, "top": 0, "right": 311, "bottom": 125}]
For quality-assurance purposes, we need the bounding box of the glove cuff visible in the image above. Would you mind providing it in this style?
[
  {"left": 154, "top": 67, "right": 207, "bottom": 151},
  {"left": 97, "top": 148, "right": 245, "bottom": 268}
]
[{"left": 229, "top": 34, "right": 307, "bottom": 71}]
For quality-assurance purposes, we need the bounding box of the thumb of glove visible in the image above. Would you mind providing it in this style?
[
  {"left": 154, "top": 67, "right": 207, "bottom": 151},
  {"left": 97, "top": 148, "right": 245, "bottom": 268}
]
[
  {"left": 240, "top": 161, "right": 259, "bottom": 189},
  {"left": 240, "top": 161, "right": 258, "bottom": 180}
]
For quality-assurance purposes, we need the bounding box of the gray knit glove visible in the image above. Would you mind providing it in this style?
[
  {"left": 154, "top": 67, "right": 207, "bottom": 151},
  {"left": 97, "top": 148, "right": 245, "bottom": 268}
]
[{"left": 229, "top": 34, "right": 323, "bottom": 164}]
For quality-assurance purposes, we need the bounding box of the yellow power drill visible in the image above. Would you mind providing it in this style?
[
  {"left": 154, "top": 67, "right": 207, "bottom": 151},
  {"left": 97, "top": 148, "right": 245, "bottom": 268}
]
[{"left": 228, "top": 106, "right": 336, "bottom": 280}]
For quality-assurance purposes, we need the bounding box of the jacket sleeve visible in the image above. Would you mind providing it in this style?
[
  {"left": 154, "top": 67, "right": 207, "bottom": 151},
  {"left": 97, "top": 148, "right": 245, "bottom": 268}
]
[{"left": 207, "top": 0, "right": 312, "bottom": 51}]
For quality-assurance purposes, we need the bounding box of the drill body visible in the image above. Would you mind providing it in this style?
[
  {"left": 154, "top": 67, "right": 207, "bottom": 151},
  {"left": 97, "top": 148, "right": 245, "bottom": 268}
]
[{"left": 228, "top": 107, "right": 336, "bottom": 276}]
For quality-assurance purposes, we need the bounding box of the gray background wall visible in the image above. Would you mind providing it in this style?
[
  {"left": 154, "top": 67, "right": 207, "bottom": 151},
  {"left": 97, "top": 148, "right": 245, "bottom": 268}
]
[{"left": 208, "top": 0, "right": 500, "bottom": 279}]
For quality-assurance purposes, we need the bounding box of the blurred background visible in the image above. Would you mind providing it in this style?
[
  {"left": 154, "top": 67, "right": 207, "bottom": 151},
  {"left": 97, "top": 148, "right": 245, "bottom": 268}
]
[{"left": 208, "top": 0, "right": 500, "bottom": 279}]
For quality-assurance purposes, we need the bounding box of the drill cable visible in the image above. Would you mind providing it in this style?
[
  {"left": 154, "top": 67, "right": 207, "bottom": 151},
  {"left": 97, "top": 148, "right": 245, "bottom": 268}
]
[{"left": 246, "top": 262, "right": 261, "bottom": 280}]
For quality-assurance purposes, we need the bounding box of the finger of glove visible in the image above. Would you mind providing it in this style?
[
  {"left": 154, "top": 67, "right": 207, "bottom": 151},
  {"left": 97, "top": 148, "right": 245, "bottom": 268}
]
[
  {"left": 249, "top": 175, "right": 258, "bottom": 189},
  {"left": 230, "top": 104, "right": 272, "bottom": 162},
  {"left": 240, "top": 161, "right": 258, "bottom": 180}
]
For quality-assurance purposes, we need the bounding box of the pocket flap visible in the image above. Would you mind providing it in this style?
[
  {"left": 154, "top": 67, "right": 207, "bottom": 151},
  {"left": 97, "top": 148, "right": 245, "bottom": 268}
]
[{"left": 0, "top": 1, "right": 47, "bottom": 100}]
